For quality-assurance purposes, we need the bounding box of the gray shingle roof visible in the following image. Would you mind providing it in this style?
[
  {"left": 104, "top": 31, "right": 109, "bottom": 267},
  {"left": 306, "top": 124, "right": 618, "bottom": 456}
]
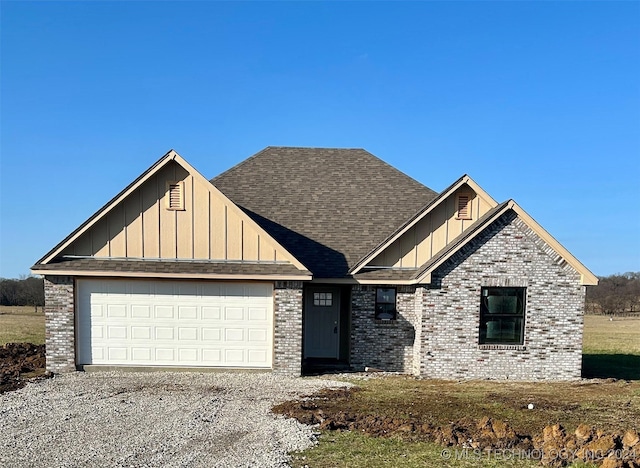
[
  {"left": 32, "top": 258, "right": 311, "bottom": 277},
  {"left": 211, "top": 147, "right": 438, "bottom": 278}
]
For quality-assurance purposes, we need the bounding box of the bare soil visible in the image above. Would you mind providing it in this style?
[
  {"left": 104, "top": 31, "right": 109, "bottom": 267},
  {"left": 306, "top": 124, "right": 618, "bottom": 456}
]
[
  {"left": 0, "top": 342, "right": 50, "bottom": 393},
  {"left": 274, "top": 386, "right": 640, "bottom": 467}
]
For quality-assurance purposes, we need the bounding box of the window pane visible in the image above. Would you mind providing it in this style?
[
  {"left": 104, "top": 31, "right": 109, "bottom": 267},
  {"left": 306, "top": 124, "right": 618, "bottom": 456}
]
[
  {"left": 375, "top": 304, "right": 396, "bottom": 320},
  {"left": 479, "top": 287, "right": 525, "bottom": 344},
  {"left": 375, "top": 288, "right": 397, "bottom": 320},
  {"left": 313, "top": 292, "right": 332, "bottom": 307},
  {"left": 376, "top": 288, "right": 395, "bottom": 304}
]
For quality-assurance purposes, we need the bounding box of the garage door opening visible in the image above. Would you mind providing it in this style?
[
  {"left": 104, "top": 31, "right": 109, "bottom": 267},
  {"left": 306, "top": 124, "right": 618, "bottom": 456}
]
[{"left": 77, "top": 279, "right": 273, "bottom": 368}]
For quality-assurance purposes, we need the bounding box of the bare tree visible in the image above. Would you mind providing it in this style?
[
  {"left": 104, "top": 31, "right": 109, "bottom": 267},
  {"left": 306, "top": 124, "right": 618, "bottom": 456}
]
[{"left": 586, "top": 272, "right": 640, "bottom": 316}]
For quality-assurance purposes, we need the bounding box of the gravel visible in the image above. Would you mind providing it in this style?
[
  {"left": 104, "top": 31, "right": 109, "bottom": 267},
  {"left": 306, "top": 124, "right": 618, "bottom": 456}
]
[{"left": 0, "top": 371, "right": 350, "bottom": 467}]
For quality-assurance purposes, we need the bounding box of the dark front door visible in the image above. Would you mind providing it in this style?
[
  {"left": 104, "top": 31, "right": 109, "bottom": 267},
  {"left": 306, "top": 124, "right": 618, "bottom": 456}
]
[{"left": 303, "top": 287, "right": 340, "bottom": 358}]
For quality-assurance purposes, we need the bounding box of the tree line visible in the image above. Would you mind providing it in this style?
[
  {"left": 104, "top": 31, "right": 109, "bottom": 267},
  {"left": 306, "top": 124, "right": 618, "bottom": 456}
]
[
  {"left": 0, "top": 276, "right": 45, "bottom": 310},
  {"left": 586, "top": 272, "right": 640, "bottom": 316},
  {"left": 0, "top": 272, "right": 638, "bottom": 315}
]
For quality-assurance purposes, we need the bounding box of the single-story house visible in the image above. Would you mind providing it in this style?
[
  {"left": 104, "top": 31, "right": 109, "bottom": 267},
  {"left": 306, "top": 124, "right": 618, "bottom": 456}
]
[{"left": 32, "top": 147, "right": 598, "bottom": 380}]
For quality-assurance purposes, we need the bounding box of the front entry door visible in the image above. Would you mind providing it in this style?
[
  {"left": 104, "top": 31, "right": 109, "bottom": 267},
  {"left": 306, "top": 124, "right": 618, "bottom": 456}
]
[{"left": 303, "top": 287, "right": 340, "bottom": 358}]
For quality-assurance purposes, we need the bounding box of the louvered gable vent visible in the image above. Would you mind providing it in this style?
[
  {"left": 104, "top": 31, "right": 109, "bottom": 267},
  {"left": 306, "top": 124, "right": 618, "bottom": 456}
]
[
  {"left": 167, "top": 181, "right": 185, "bottom": 210},
  {"left": 456, "top": 194, "right": 471, "bottom": 220}
]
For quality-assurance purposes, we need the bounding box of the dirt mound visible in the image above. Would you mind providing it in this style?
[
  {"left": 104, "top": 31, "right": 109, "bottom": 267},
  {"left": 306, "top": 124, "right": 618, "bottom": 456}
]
[
  {"left": 273, "top": 388, "right": 640, "bottom": 468},
  {"left": 0, "top": 343, "right": 50, "bottom": 394}
]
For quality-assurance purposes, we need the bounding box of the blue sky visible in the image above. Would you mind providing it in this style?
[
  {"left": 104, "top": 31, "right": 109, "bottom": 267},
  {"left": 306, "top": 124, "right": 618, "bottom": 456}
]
[{"left": 1, "top": 1, "right": 639, "bottom": 279}]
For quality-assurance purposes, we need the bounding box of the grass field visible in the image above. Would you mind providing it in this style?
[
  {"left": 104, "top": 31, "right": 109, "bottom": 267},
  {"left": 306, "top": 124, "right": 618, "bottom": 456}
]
[
  {"left": 583, "top": 315, "right": 640, "bottom": 380},
  {"left": 0, "top": 306, "right": 45, "bottom": 345}
]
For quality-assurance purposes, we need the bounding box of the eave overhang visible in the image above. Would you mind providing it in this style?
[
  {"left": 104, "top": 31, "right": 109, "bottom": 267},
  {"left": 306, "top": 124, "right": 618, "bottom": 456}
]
[{"left": 31, "top": 258, "right": 313, "bottom": 281}]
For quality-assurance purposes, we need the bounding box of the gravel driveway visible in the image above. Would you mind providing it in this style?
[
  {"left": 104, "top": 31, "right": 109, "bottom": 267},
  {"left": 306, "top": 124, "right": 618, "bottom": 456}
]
[{"left": 0, "top": 371, "right": 348, "bottom": 467}]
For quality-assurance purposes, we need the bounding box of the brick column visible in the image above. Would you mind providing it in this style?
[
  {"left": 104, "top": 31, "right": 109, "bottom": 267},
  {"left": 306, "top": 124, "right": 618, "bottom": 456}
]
[
  {"left": 272, "top": 281, "right": 303, "bottom": 376},
  {"left": 44, "top": 276, "right": 75, "bottom": 373}
]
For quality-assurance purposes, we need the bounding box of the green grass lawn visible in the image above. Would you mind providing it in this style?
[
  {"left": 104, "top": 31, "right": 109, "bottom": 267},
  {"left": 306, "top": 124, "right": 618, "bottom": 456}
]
[
  {"left": 291, "top": 431, "right": 545, "bottom": 468},
  {"left": 582, "top": 315, "right": 640, "bottom": 380},
  {"left": 0, "top": 306, "right": 46, "bottom": 345}
]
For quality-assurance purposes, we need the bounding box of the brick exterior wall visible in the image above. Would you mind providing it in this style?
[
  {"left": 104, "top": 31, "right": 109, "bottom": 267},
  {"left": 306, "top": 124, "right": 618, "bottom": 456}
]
[
  {"left": 350, "top": 285, "right": 418, "bottom": 373},
  {"left": 44, "top": 276, "right": 75, "bottom": 373},
  {"left": 419, "top": 212, "right": 585, "bottom": 381},
  {"left": 273, "top": 281, "right": 303, "bottom": 376}
]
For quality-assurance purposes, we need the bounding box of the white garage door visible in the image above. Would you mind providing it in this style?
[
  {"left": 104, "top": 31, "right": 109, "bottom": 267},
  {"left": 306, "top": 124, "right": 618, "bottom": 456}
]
[{"left": 77, "top": 279, "right": 273, "bottom": 368}]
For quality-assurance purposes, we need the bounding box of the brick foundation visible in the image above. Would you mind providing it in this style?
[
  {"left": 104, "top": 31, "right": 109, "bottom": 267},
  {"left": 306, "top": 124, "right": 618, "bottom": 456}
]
[
  {"left": 273, "top": 281, "right": 303, "bottom": 376},
  {"left": 350, "top": 285, "right": 418, "bottom": 373},
  {"left": 44, "top": 276, "right": 75, "bottom": 373}
]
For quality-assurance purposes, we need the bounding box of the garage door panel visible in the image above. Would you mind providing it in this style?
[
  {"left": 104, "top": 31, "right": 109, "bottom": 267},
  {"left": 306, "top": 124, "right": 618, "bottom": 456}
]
[
  {"left": 202, "top": 348, "right": 221, "bottom": 363},
  {"left": 132, "top": 348, "right": 152, "bottom": 361},
  {"left": 202, "top": 327, "right": 221, "bottom": 341},
  {"left": 225, "top": 349, "right": 244, "bottom": 363},
  {"left": 178, "top": 328, "right": 198, "bottom": 340},
  {"left": 248, "top": 328, "right": 268, "bottom": 342},
  {"left": 225, "top": 328, "right": 244, "bottom": 342},
  {"left": 108, "top": 326, "right": 127, "bottom": 339},
  {"left": 202, "top": 307, "right": 221, "bottom": 320},
  {"left": 91, "top": 304, "right": 104, "bottom": 318},
  {"left": 155, "top": 306, "right": 174, "bottom": 319},
  {"left": 77, "top": 279, "right": 273, "bottom": 368},
  {"left": 248, "top": 307, "right": 267, "bottom": 321},
  {"left": 108, "top": 348, "right": 128, "bottom": 360},
  {"left": 131, "top": 305, "right": 151, "bottom": 318},
  {"left": 178, "top": 306, "right": 197, "bottom": 319},
  {"left": 155, "top": 349, "right": 175, "bottom": 361},
  {"left": 131, "top": 326, "right": 151, "bottom": 340},
  {"left": 178, "top": 348, "right": 198, "bottom": 362},
  {"left": 247, "top": 349, "right": 268, "bottom": 365},
  {"left": 224, "top": 307, "right": 244, "bottom": 320}
]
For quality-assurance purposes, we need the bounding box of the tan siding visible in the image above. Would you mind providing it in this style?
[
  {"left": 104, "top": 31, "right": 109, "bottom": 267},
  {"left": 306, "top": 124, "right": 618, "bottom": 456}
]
[
  {"left": 93, "top": 217, "right": 109, "bottom": 257},
  {"left": 159, "top": 166, "right": 177, "bottom": 258},
  {"left": 210, "top": 193, "right": 226, "bottom": 259},
  {"left": 431, "top": 202, "right": 448, "bottom": 259},
  {"left": 175, "top": 166, "right": 192, "bottom": 259},
  {"left": 226, "top": 209, "right": 242, "bottom": 260},
  {"left": 259, "top": 236, "right": 275, "bottom": 262},
  {"left": 400, "top": 227, "right": 416, "bottom": 267},
  {"left": 141, "top": 174, "right": 160, "bottom": 258},
  {"left": 193, "top": 177, "right": 211, "bottom": 259},
  {"left": 57, "top": 159, "right": 301, "bottom": 268},
  {"left": 243, "top": 223, "right": 259, "bottom": 261},
  {"left": 108, "top": 203, "right": 126, "bottom": 257},
  {"left": 415, "top": 214, "right": 432, "bottom": 265},
  {"left": 124, "top": 190, "right": 143, "bottom": 257},
  {"left": 478, "top": 196, "right": 492, "bottom": 219},
  {"left": 62, "top": 231, "right": 92, "bottom": 256},
  {"left": 386, "top": 239, "right": 402, "bottom": 267}
]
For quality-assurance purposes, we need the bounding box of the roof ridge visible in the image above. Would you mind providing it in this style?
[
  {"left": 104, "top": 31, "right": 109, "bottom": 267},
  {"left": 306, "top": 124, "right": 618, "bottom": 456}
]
[
  {"left": 210, "top": 146, "right": 372, "bottom": 182},
  {"left": 265, "top": 145, "right": 365, "bottom": 150}
]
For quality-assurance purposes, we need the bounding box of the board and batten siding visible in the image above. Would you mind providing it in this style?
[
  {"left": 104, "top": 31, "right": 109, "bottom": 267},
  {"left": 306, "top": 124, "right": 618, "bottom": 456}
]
[
  {"left": 62, "top": 161, "right": 289, "bottom": 263},
  {"left": 370, "top": 185, "right": 494, "bottom": 268}
]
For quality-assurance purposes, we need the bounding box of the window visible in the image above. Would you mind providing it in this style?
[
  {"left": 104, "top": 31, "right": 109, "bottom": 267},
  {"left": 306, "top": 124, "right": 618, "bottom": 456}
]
[
  {"left": 313, "top": 292, "right": 333, "bottom": 307},
  {"left": 166, "top": 181, "right": 185, "bottom": 210},
  {"left": 479, "top": 287, "right": 526, "bottom": 344},
  {"left": 375, "top": 288, "right": 396, "bottom": 320},
  {"left": 456, "top": 193, "right": 472, "bottom": 220}
]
